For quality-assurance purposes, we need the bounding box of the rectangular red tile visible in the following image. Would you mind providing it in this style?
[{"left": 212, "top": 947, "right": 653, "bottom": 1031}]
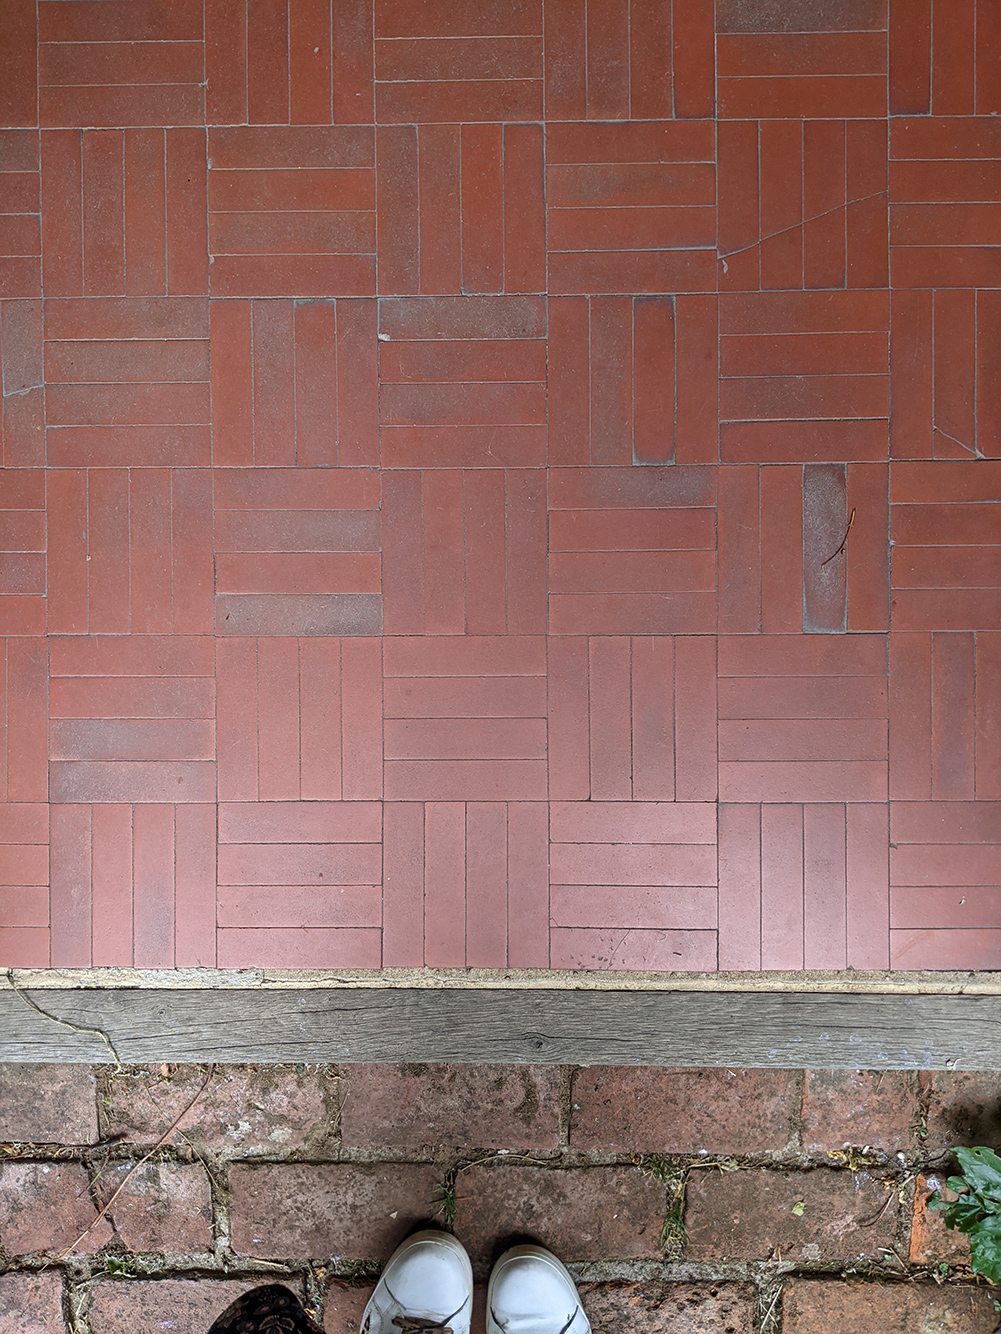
[
  {"left": 803, "top": 804, "right": 847, "bottom": 969},
  {"left": 289, "top": 0, "right": 332, "bottom": 124},
  {"left": 464, "top": 801, "right": 508, "bottom": 966},
  {"left": 587, "top": 636, "right": 631, "bottom": 801},
  {"left": 720, "top": 719, "right": 888, "bottom": 763},
  {"left": 461, "top": 123, "right": 504, "bottom": 296},
  {"left": 630, "top": 636, "right": 674, "bottom": 802},
  {"left": 376, "top": 80, "right": 543, "bottom": 124},
  {"left": 132, "top": 803, "right": 175, "bottom": 967},
  {"left": 217, "top": 927, "right": 381, "bottom": 968},
  {"left": 550, "top": 927, "right": 716, "bottom": 970},
  {"left": 220, "top": 802, "right": 381, "bottom": 844},
  {"left": 758, "top": 465, "right": 803, "bottom": 635},
  {"left": 977, "top": 632, "right": 1001, "bottom": 800},
  {"left": 423, "top": 801, "right": 465, "bottom": 967},
  {"left": 49, "top": 804, "right": 91, "bottom": 967},
  {"left": 0, "top": 643, "right": 49, "bottom": 802},
  {"left": 551, "top": 842, "right": 716, "bottom": 888},
  {"left": 892, "top": 842, "right": 1001, "bottom": 888},
  {"left": 50, "top": 761, "right": 216, "bottom": 804},
  {"left": 547, "top": 637, "right": 589, "bottom": 800},
  {"left": 891, "top": 800, "right": 1001, "bottom": 844},
  {"left": 1, "top": 300, "right": 44, "bottom": 466},
  {"left": 672, "top": 0, "right": 714, "bottom": 117},
  {"left": 218, "top": 841, "right": 381, "bottom": 886},
  {"left": 675, "top": 636, "right": 718, "bottom": 802},
  {"left": 298, "top": 639, "right": 343, "bottom": 801},
  {"left": 931, "top": 632, "right": 975, "bottom": 800},
  {"left": 50, "top": 719, "right": 213, "bottom": 762},
  {"left": 551, "top": 801, "right": 715, "bottom": 844},
  {"left": 846, "top": 803, "right": 890, "bottom": 968},
  {"left": 802, "top": 463, "right": 848, "bottom": 634},
  {"left": 760, "top": 803, "right": 803, "bottom": 969},
  {"left": 217, "top": 885, "right": 381, "bottom": 929},
  {"left": 891, "top": 887, "right": 1001, "bottom": 930},
  {"left": 503, "top": 124, "right": 545, "bottom": 294},
  {"left": 341, "top": 638, "right": 382, "bottom": 800},
  {"left": 46, "top": 468, "right": 87, "bottom": 634},
  {"left": 550, "top": 886, "right": 716, "bottom": 932},
  {"left": 88, "top": 806, "right": 132, "bottom": 966},
  {"left": 386, "top": 760, "right": 546, "bottom": 802},
  {"left": 717, "top": 802, "right": 760, "bottom": 970},
  {"left": 507, "top": 801, "right": 548, "bottom": 967},
  {"left": 0, "top": 0, "right": 36, "bottom": 127},
  {"left": 333, "top": 0, "right": 375, "bottom": 123},
  {"left": 630, "top": 0, "right": 672, "bottom": 119},
  {"left": 720, "top": 761, "right": 887, "bottom": 803},
  {"left": 382, "top": 801, "right": 423, "bottom": 967}
]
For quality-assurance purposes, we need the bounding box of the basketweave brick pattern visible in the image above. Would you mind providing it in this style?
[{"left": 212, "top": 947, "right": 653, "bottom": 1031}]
[
  {"left": 0, "top": 1062, "right": 998, "bottom": 1333},
  {"left": 0, "top": 0, "right": 1000, "bottom": 971}
]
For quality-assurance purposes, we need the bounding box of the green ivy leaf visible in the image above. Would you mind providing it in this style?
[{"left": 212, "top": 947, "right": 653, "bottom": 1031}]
[
  {"left": 955, "top": 1147, "right": 1001, "bottom": 1199},
  {"left": 970, "top": 1227, "right": 1001, "bottom": 1287},
  {"left": 943, "top": 1197, "right": 989, "bottom": 1234}
]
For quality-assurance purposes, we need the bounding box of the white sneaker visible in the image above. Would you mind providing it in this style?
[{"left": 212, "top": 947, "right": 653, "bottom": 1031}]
[
  {"left": 486, "top": 1246, "right": 591, "bottom": 1334},
  {"left": 359, "top": 1230, "right": 473, "bottom": 1334}
]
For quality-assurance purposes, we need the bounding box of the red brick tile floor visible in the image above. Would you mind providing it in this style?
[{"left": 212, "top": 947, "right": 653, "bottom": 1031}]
[{"left": 0, "top": 0, "right": 999, "bottom": 974}]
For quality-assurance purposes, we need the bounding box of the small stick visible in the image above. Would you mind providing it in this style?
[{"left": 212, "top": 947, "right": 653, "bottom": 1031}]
[{"left": 822, "top": 507, "right": 856, "bottom": 566}]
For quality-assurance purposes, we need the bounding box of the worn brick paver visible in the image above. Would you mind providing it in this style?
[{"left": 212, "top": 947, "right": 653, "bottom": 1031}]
[
  {"left": 801, "top": 1070, "right": 916, "bottom": 1154},
  {"left": 0, "top": 1273, "right": 66, "bottom": 1334},
  {"left": 229, "top": 1163, "right": 440, "bottom": 1260},
  {"left": 0, "top": 1162, "right": 114, "bottom": 1255},
  {"left": 579, "top": 1282, "right": 758, "bottom": 1334},
  {"left": 570, "top": 1067, "right": 797, "bottom": 1153},
  {"left": 323, "top": 1284, "right": 374, "bottom": 1334},
  {"left": 107, "top": 1065, "right": 328, "bottom": 1154},
  {"left": 782, "top": 1279, "right": 999, "bottom": 1334},
  {"left": 685, "top": 1168, "right": 899, "bottom": 1262},
  {"left": 97, "top": 1160, "right": 214, "bottom": 1254},
  {"left": 89, "top": 1280, "right": 305, "bottom": 1334},
  {"left": 455, "top": 1164, "right": 666, "bottom": 1263},
  {"left": 918, "top": 1072, "right": 1001, "bottom": 1155},
  {"left": 339, "top": 1064, "right": 561, "bottom": 1149},
  {"left": 0, "top": 1065, "right": 98, "bottom": 1144}
]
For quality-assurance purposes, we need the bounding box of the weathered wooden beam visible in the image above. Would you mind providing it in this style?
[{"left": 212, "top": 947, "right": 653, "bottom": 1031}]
[{"left": 1, "top": 986, "right": 999, "bottom": 1067}]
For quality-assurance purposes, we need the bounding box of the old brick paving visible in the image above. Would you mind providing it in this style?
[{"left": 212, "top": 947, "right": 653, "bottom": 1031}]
[{"left": 0, "top": 1064, "right": 999, "bottom": 1333}]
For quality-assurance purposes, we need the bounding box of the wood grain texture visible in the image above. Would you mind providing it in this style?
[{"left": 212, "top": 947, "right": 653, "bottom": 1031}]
[{"left": 2, "top": 987, "right": 999, "bottom": 1068}]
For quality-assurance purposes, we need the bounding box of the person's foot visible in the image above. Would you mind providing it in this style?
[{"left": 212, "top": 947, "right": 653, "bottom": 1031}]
[
  {"left": 359, "top": 1230, "right": 473, "bottom": 1334},
  {"left": 486, "top": 1246, "right": 591, "bottom": 1334}
]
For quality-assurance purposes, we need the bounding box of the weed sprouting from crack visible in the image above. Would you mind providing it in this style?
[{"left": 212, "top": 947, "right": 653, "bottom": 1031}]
[
  {"left": 434, "top": 1172, "right": 458, "bottom": 1227},
  {"left": 633, "top": 1156, "right": 688, "bottom": 1258}
]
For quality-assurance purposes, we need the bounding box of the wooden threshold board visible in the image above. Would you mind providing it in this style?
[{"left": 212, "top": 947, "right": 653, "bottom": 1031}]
[{"left": 3, "top": 977, "right": 1000, "bottom": 1067}]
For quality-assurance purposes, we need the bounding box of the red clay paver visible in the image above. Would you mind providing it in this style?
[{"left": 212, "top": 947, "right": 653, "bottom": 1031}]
[
  {"left": 454, "top": 1163, "right": 666, "bottom": 1263},
  {"left": 0, "top": 1161, "right": 114, "bottom": 1255},
  {"left": 339, "top": 1064, "right": 561, "bottom": 1149},
  {"left": 684, "top": 1167, "right": 899, "bottom": 1262},
  {"left": 569, "top": 1067, "right": 797, "bottom": 1154},
  {"left": 0, "top": 0, "right": 999, "bottom": 972},
  {"left": 578, "top": 1282, "right": 758, "bottom": 1334},
  {"left": 89, "top": 1279, "right": 305, "bottom": 1334},
  {"left": 228, "top": 1162, "right": 440, "bottom": 1260},
  {"left": 96, "top": 1160, "right": 214, "bottom": 1254},
  {"left": 800, "top": 1070, "right": 916, "bottom": 1155},
  {"left": 106, "top": 1065, "right": 329, "bottom": 1154},
  {"left": 0, "top": 1272, "right": 66, "bottom": 1334},
  {"left": 781, "top": 1279, "right": 999, "bottom": 1334},
  {"left": 0, "top": 1064, "right": 98, "bottom": 1144}
]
